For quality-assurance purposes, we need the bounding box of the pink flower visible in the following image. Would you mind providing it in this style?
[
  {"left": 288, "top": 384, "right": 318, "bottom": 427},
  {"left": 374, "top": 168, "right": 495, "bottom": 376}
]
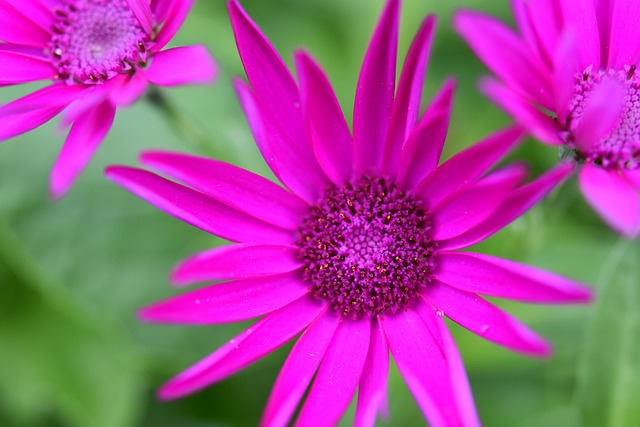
[
  {"left": 0, "top": 0, "right": 217, "bottom": 197},
  {"left": 107, "top": 1, "right": 592, "bottom": 425},
  {"left": 455, "top": 0, "right": 640, "bottom": 237}
]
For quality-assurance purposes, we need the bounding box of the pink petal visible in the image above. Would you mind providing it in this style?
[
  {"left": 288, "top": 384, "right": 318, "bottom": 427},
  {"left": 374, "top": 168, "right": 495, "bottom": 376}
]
[
  {"left": 139, "top": 273, "right": 309, "bottom": 324},
  {"left": 553, "top": 30, "right": 578, "bottom": 124},
  {"left": 625, "top": 170, "right": 640, "bottom": 189},
  {"left": 431, "top": 163, "right": 528, "bottom": 241},
  {"left": 295, "top": 319, "right": 371, "bottom": 427},
  {"left": 158, "top": 295, "right": 326, "bottom": 399},
  {"left": 436, "top": 252, "right": 593, "bottom": 303},
  {"left": 171, "top": 243, "right": 303, "bottom": 285},
  {"left": 0, "top": 84, "right": 85, "bottom": 141},
  {"left": 153, "top": 0, "right": 194, "bottom": 51},
  {"left": 0, "top": 2, "right": 50, "bottom": 47},
  {"left": 425, "top": 282, "right": 551, "bottom": 356},
  {"left": 151, "top": 0, "right": 172, "bottom": 24},
  {"left": 414, "top": 126, "right": 525, "bottom": 207},
  {"left": 104, "top": 166, "right": 296, "bottom": 244},
  {"left": 233, "top": 78, "right": 327, "bottom": 204},
  {"left": 607, "top": 1, "right": 640, "bottom": 67},
  {"left": 0, "top": 49, "right": 55, "bottom": 84},
  {"left": 382, "top": 307, "right": 464, "bottom": 427},
  {"left": 510, "top": 0, "right": 540, "bottom": 60},
  {"left": 397, "top": 78, "right": 456, "bottom": 189},
  {"left": 141, "top": 150, "right": 308, "bottom": 230},
  {"left": 144, "top": 45, "right": 217, "bottom": 86},
  {"left": 526, "top": 0, "right": 562, "bottom": 64},
  {"left": 382, "top": 15, "right": 435, "bottom": 175},
  {"left": 440, "top": 163, "right": 573, "bottom": 250},
  {"left": 480, "top": 77, "right": 563, "bottom": 145},
  {"left": 572, "top": 78, "right": 626, "bottom": 152},
  {"left": 50, "top": 100, "right": 115, "bottom": 199},
  {"left": 108, "top": 72, "right": 149, "bottom": 106},
  {"left": 262, "top": 311, "right": 340, "bottom": 427},
  {"left": 4, "top": 0, "right": 54, "bottom": 33},
  {"left": 454, "top": 10, "right": 554, "bottom": 110},
  {"left": 126, "top": 0, "right": 154, "bottom": 34},
  {"left": 354, "top": 319, "right": 389, "bottom": 427},
  {"left": 559, "top": 0, "right": 601, "bottom": 69},
  {"left": 578, "top": 164, "right": 640, "bottom": 237},
  {"left": 417, "top": 305, "right": 480, "bottom": 427},
  {"left": 228, "top": 0, "right": 310, "bottom": 164},
  {"left": 294, "top": 51, "right": 353, "bottom": 185},
  {"left": 352, "top": 0, "right": 399, "bottom": 175}
]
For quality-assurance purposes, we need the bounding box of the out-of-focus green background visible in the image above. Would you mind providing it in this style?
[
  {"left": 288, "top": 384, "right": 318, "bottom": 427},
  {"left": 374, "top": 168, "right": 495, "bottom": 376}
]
[{"left": 1, "top": 0, "right": 638, "bottom": 426}]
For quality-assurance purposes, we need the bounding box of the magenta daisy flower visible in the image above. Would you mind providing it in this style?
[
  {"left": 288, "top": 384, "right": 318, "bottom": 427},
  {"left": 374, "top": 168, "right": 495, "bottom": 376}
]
[
  {"left": 107, "top": 0, "right": 592, "bottom": 425},
  {"left": 455, "top": 0, "right": 640, "bottom": 237},
  {"left": 0, "top": 0, "right": 216, "bottom": 197}
]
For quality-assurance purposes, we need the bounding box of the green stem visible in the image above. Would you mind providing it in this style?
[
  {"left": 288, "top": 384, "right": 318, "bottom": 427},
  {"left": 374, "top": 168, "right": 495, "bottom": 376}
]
[{"left": 145, "top": 87, "right": 222, "bottom": 159}]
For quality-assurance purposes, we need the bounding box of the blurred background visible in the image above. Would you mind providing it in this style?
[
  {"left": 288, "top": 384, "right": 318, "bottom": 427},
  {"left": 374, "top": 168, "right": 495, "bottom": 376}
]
[{"left": 1, "top": 0, "right": 638, "bottom": 426}]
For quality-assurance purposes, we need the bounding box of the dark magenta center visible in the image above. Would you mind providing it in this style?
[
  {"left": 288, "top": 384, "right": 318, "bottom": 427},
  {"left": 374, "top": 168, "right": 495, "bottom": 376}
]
[
  {"left": 49, "top": 0, "right": 151, "bottom": 83},
  {"left": 296, "top": 177, "right": 435, "bottom": 319}
]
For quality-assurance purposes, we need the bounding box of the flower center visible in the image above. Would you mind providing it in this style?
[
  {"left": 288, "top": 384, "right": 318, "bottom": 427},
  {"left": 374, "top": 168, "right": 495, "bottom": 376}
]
[
  {"left": 49, "top": 0, "right": 151, "bottom": 84},
  {"left": 296, "top": 177, "right": 435, "bottom": 319},
  {"left": 566, "top": 67, "right": 640, "bottom": 170}
]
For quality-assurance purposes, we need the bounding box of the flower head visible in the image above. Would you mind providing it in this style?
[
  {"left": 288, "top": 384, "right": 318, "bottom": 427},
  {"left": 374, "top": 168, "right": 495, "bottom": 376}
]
[
  {"left": 0, "top": 0, "right": 216, "bottom": 197},
  {"left": 107, "top": 0, "right": 592, "bottom": 425},
  {"left": 455, "top": 0, "right": 640, "bottom": 237}
]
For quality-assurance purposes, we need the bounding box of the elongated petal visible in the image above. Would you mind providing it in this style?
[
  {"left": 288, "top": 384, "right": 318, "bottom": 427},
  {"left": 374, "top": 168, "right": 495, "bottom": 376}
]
[
  {"left": 454, "top": 10, "right": 554, "bottom": 109},
  {"left": 559, "top": 0, "right": 600, "bottom": 70},
  {"left": 354, "top": 319, "right": 389, "bottom": 427},
  {"left": 431, "top": 163, "right": 527, "bottom": 241},
  {"left": 436, "top": 252, "right": 593, "bottom": 303},
  {"left": 126, "top": 0, "right": 153, "bottom": 34},
  {"left": 417, "top": 305, "right": 480, "bottom": 427},
  {"left": 0, "top": 50, "right": 55, "bottom": 84},
  {"left": 480, "top": 77, "right": 563, "bottom": 145},
  {"left": 527, "top": 0, "right": 562, "bottom": 63},
  {"left": 262, "top": 311, "right": 340, "bottom": 427},
  {"left": 440, "top": 163, "right": 573, "bottom": 250},
  {"left": 159, "top": 296, "right": 326, "bottom": 399},
  {"left": 397, "top": 78, "right": 455, "bottom": 188},
  {"left": 50, "top": 100, "right": 115, "bottom": 198},
  {"left": 172, "top": 244, "right": 302, "bottom": 285},
  {"left": 144, "top": 45, "right": 217, "bottom": 86},
  {"left": 228, "top": 0, "right": 308, "bottom": 157},
  {"left": 382, "top": 307, "right": 463, "bottom": 427},
  {"left": 625, "top": 170, "right": 640, "bottom": 189},
  {"left": 294, "top": 51, "right": 353, "bottom": 185},
  {"left": 0, "top": 85, "right": 85, "bottom": 141},
  {"left": 572, "top": 78, "right": 625, "bottom": 152},
  {"left": 153, "top": 0, "right": 194, "bottom": 51},
  {"left": 4, "top": 0, "right": 54, "bottom": 33},
  {"left": 425, "top": 282, "right": 550, "bottom": 356},
  {"left": 414, "top": 126, "right": 525, "bottom": 207},
  {"left": 578, "top": 164, "right": 640, "bottom": 237},
  {"left": 108, "top": 72, "right": 149, "bottom": 106},
  {"left": 0, "top": 2, "right": 50, "bottom": 47},
  {"left": 353, "top": 0, "right": 399, "bottom": 174},
  {"left": 382, "top": 16, "right": 435, "bottom": 175},
  {"left": 105, "top": 166, "right": 295, "bottom": 244},
  {"left": 152, "top": 0, "right": 172, "bottom": 23},
  {"left": 141, "top": 150, "right": 308, "bottom": 230},
  {"left": 139, "top": 273, "right": 308, "bottom": 324},
  {"left": 607, "top": 1, "right": 640, "bottom": 67},
  {"left": 233, "top": 78, "right": 327, "bottom": 203},
  {"left": 295, "top": 319, "right": 371, "bottom": 427},
  {"left": 554, "top": 30, "right": 577, "bottom": 124}
]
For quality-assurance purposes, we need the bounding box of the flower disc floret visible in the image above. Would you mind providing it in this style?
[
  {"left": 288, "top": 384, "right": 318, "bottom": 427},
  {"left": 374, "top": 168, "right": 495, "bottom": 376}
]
[
  {"left": 297, "top": 176, "right": 435, "bottom": 319},
  {"left": 567, "top": 68, "right": 640, "bottom": 170},
  {"left": 50, "top": 0, "right": 151, "bottom": 83}
]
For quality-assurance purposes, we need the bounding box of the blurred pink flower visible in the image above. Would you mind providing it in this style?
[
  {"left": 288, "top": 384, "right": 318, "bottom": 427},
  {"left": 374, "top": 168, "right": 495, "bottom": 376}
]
[
  {"left": 456, "top": 0, "right": 640, "bottom": 237},
  {"left": 0, "top": 0, "right": 216, "bottom": 197},
  {"left": 107, "top": 1, "right": 592, "bottom": 425}
]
